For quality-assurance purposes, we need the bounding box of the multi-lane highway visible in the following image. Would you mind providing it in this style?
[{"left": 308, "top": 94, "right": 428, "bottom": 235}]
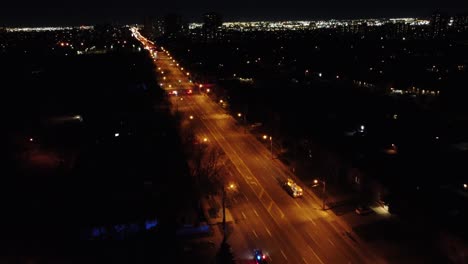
[{"left": 133, "top": 28, "right": 384, "bottom": 264}]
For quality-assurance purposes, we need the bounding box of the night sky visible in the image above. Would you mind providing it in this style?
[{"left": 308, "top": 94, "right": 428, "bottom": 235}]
[{"left": 1, "top": 1, "right": 468, "bottom": 26}]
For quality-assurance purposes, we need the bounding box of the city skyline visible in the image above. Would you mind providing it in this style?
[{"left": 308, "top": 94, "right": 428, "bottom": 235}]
[{"left": 1, "top": 7, "right": 468, "bottom": 26}]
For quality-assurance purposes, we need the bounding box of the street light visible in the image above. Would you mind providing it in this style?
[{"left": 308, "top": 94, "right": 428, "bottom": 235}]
[
  {"left": 312, "top": 179, "right": 327, "bottom": 210},
  {"left": 222, "top": 182, "right": 238, "bottom": 240},
  {"left": 222, "top": 185, "right": 227, "bottom": 240},
  {"left": 189, "top": 115, "right": 194, "bottom": 120},
  {"left": 237, "top": 113, "right": 242, "bottom": 117},
  {"left": 262, "top": 135, "right": 273, "bottom": 159},
  {"left": 269, "top": 136, "right": 273, "bottom": 159}
]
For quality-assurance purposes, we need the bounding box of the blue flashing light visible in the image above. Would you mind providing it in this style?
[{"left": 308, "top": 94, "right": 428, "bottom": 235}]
[
  {"left": 114, "top": 224, "right": 125, "bottom": 233},
  {"left": 91, "top": 226, "right": 106, "bottom": 238},
  {"left": 91, "top": 227, "right": 101, "bottom": 238},
  {"left": 257, "top": 255, "right": 261, "bottom": 260},
  {"left": 145, "top": 218, "right": 158, "bottom": 230}
]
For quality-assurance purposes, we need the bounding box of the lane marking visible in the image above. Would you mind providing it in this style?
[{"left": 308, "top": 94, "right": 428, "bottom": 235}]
[
  {"left": 295, "top": 200, "right": 302, "bottom": 208},
  {"left": 280, "top": 209, "right": 285, "bottom": 219},
  {"left": 308, "top": 246, "right": 325, "bottom": 264},
  {"left": 310, "top": 219, "right": 317, "bottom": 226},
  {"left": 253, "top": 209, "right": 259, "bottom": 217},
  {"left": 328, "top": 238, "right": 335, "bottom": 247},
  {"left": 281, "top": 249, "right": 288, "bottom": 260},
  {"left": 252, "top": 230, "right": 259, "bottom": 238},
  {"left": 243, "top": 193, "right": 249, "bottom": 201},
  {"left": 303, "top": 257, "right": 309, "bottom": 264},
  {"left": 259, "top": 189, "right": 264, "bottom": 198},
  {"left": 188, "top": 96, "right": 317, "bottom": 257},
  {"left": 268, "top": 201, "right": 273, "bottom": 211},
  {"left": 242, "top": 212, "right": 247, "bottom": 219},
  {"left": 265, "top": 227, "right": 272, "bottom": 237}
]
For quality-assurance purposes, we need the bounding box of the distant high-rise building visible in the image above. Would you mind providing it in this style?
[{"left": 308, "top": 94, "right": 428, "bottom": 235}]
[
  {"left": 431, "top": 11, "right": 449, "bottom": 38},
  {"left": 396, "top": 22, "right": 411, "bottom": 36},
  {"left": 308, "top": 22, "right": 317, "bottom": 30},
  {"left": 153, "top": 19, "right": 166, "bottom": 38},
  {"left": 164, "top": 14, "right": 187, "bottom": 39},
  {"left": 452, "top": 13, "right": 468, "bottom": 32},
  {"left": 143, "top": 16, "right": 156, "bottom": 39},
  {"left": 202, "top": 12, "right": 223, "bottom": 41},
  {"left": 143, "top": 14, "right": 187, "bottom": 39}
]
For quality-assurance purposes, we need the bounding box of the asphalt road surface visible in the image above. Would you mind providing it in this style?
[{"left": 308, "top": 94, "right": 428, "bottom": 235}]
[{"left": 134, "top": 28, "right": 384, "bottom": 264}]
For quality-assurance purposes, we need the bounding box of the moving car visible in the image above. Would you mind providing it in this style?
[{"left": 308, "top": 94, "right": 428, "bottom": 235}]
[
  {"left": 355, "top": 205, "right": 374, "bottom": 215},
  {"left": 253, "top": 249, "right": 268, "bottom": 264},
  {"left": 283, "top": 178, "right": 303, "bottom": 198}
]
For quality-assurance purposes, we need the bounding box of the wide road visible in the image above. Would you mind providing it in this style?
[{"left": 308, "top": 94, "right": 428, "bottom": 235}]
[{"left": 133, "top": 29, "right": 384, "bottom": 264}]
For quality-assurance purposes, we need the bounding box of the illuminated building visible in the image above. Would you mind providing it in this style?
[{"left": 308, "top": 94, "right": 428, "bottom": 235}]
[
  {"left": 202, "top": 12, "right": 223, "bottom": 41},
  {"left": 431, "top": 11, "right": 449, "bottom": 38}
]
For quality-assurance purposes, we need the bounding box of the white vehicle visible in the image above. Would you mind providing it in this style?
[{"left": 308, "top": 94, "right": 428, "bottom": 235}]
[{"left": 283, "top": 178, "right": 303, "bottom": 198}]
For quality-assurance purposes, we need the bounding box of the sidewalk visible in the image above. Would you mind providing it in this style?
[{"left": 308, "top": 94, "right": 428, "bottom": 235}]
[{"left": 200, "top": 195, "right": 234, "bottom": 226}]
